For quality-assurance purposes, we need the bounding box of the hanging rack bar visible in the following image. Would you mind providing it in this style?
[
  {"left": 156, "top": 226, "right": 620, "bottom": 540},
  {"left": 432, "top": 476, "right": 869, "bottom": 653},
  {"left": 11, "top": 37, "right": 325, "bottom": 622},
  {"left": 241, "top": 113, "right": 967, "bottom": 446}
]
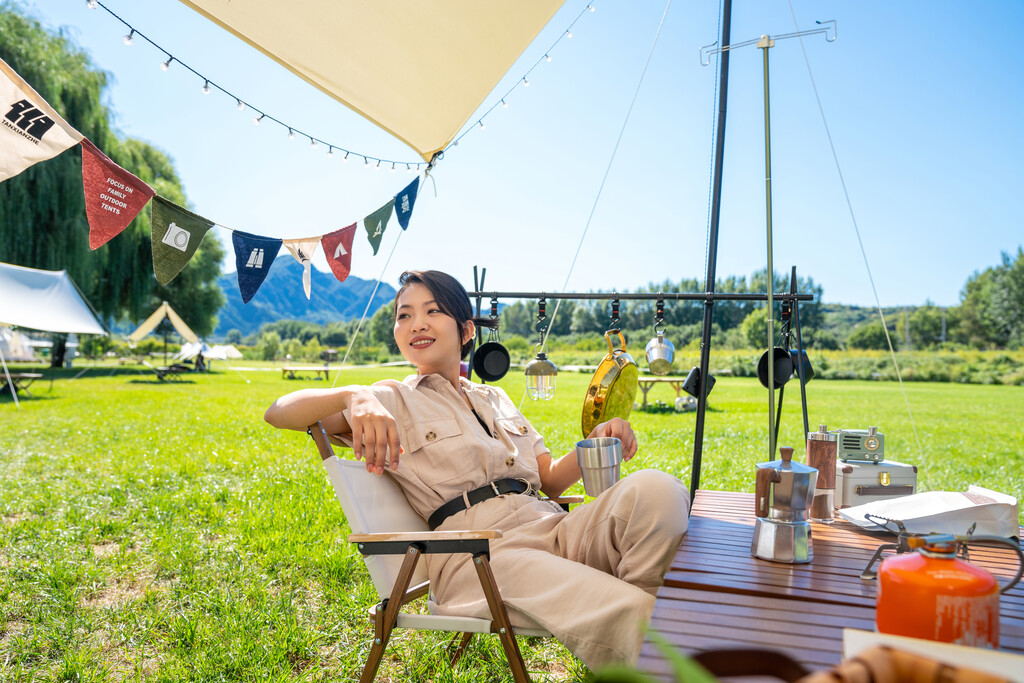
[{"left": 467, "top": 291, "right": 813, "bottom": 302}]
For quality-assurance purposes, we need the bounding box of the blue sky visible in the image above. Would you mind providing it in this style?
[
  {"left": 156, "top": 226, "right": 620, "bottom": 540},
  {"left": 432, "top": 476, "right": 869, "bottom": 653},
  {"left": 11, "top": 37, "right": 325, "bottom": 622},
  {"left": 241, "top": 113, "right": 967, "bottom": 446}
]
[{"left": 17, "top": 0, "right": 1024, "bottom": 307}]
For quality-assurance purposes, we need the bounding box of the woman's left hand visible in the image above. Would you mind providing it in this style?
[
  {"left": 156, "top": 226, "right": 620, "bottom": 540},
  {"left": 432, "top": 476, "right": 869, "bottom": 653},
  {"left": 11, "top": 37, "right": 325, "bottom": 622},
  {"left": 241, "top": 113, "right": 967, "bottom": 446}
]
[{"left": 587, "top": 417, "right": 638, "bottom": 461}]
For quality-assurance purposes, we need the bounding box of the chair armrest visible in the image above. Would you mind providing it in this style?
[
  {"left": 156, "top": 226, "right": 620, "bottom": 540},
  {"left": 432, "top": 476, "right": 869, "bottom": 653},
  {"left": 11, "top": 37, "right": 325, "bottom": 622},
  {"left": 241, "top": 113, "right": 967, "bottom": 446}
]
[
  {"left": 545, "top": 495, "right": 584, "bottom": 506},
  {"left": 350, "top": 529, "right": 504, "bottom": 557},
  {"left": 349, "top": 529, "right": 502, "bottom": 543}
]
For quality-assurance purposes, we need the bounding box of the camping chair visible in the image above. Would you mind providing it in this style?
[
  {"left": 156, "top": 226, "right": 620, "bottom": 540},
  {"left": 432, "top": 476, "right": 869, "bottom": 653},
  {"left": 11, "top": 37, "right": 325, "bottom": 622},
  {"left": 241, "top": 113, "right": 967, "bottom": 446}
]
[
  {"left": 308, "top": 421, "right": 581, "bottom": 683},
  {"left": 140, "top": 360, "right": 190, "bottom": 381}
]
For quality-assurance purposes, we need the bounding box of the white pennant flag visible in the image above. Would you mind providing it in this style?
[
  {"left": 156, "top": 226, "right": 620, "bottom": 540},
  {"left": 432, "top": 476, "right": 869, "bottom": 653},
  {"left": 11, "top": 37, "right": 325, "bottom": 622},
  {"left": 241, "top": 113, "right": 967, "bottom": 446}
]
[
  {"left": 283, "top": 237, "right": 322, "bottom": 299},
  {"left": 0, "top": 57, "right": 83, "bottom": 182}
]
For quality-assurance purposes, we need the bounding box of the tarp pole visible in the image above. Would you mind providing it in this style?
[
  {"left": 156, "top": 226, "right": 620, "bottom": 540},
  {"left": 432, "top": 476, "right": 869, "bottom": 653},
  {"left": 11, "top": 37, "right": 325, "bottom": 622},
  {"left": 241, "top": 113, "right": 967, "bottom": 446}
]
[
  {"left": 0, "top": 344, "right": 20, "bottom": 409},
  {"left": 690, "top": 0, "right": 733, "bottom": 499}
]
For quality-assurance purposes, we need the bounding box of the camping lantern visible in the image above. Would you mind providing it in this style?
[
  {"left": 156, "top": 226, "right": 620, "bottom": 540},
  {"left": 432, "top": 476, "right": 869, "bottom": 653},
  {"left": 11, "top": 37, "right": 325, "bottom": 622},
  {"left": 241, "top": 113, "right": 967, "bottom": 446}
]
[
  {"left": 525, "top": 347, "right": 557, "bottom": 400},
  {"left": 525, "top": 298, "right": 557, "bottom": 400}
]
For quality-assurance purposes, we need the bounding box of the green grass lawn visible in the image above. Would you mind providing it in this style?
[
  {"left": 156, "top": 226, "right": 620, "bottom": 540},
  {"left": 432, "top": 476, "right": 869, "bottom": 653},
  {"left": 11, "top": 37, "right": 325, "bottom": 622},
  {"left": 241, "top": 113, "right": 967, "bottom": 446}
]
[{"left": 1, "top": 362, "right": 1021, "bottom": 681}]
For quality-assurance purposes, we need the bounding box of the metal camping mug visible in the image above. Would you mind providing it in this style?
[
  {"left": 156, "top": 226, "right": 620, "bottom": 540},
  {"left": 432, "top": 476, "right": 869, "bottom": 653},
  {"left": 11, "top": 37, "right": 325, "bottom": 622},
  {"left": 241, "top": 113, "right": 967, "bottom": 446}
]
[
  {"left": 575, "top": 437, "right": 623, "bottom": 497},
  {"left": 645, "top": 331, "right": 675, "bottom": 376}
]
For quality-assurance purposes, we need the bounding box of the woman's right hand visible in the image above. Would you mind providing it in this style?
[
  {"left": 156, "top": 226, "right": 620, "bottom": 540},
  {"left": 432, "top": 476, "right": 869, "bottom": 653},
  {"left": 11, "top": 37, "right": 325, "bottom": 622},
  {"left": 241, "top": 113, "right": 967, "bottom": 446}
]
[{"left": 349, "top": 389, "right": 403, "bottom": 475}]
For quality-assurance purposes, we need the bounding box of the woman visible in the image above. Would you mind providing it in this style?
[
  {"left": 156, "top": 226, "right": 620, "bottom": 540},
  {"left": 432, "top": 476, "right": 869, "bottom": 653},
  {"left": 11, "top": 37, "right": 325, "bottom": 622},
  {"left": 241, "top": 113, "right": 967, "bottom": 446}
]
[{"left": 264, "top": 270, "right": 690, "bottom": 669}]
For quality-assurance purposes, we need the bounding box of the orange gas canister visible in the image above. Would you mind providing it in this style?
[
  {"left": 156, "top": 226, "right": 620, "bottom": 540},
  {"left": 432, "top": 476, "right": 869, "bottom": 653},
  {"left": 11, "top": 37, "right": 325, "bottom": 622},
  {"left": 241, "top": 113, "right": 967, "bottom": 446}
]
[{"left": 876, "top": 534, "right": 1022, "bottom": 649}]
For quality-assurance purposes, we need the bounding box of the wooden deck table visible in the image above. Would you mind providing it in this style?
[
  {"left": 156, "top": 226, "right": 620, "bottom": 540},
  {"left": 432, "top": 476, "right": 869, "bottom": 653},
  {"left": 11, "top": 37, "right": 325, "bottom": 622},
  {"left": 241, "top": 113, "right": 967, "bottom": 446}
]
[
  {"left": 0, "top": 372, "right": 43, "bottom": 397},
  {"left": 637, "top": 489, "right": 1024, "bottom": 681}
]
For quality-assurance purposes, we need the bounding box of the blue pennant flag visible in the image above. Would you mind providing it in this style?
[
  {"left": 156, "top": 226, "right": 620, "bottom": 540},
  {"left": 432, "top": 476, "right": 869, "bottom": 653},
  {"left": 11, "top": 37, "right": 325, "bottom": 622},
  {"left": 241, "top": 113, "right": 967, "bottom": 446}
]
[
  {"left": 232, "top": 231, "right": 282, "bottom": 303},
  {"left": 394, "top": 177, "right": 419, "bottom": 231}
]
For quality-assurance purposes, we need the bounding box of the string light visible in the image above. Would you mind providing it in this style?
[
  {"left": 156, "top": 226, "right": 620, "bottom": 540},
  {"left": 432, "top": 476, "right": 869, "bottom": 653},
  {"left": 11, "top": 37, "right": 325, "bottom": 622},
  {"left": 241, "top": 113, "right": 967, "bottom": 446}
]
[
  {"left": 589, "top": 4, "right": 595, "bottom": 12},
  {"left": 545, "top": 54, "right": 551, "bottom": 62},
  {"left": 327, "top": 146, "right": 334, "bottom": 157},
  {"left": 478, "top": 120, "right": 485, "bottom": 130},
  {"left": 501, "top": 99, "right": 508, "bottom": 108},
  {"left": 344, "top": 151, "right": 350, "bottom": 162},
  {"left": 87, "top": 1, "right": 425, "bottom": 172},
  {"left": 375, "top": 160, "right": 381, "bottom": 170},
  {"left": 390, "top": 162, "right": 396, "bottom": 172},
  {"left": 566, "top": 30, "right": 573, "bottom": 38},
  {"left": 310, "top": 138, "right": 317, "bottom": 149},
  {"left": 523, "top": 77, "right": 530, "bottom": 87}
]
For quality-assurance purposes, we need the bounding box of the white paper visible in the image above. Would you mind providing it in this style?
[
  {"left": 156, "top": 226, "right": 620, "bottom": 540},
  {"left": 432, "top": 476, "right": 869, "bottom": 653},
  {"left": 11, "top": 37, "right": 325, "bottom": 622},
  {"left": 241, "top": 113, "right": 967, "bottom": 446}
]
[{"left": 838, "top": 485, "right": 1019, "bottom": 539}]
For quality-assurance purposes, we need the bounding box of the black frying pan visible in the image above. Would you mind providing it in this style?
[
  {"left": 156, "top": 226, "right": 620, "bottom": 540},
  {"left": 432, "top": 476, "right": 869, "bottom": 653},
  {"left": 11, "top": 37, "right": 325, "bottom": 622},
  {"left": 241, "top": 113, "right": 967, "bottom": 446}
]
[{"left": 473, "top": 340, "right": 510, "bottom": 381}]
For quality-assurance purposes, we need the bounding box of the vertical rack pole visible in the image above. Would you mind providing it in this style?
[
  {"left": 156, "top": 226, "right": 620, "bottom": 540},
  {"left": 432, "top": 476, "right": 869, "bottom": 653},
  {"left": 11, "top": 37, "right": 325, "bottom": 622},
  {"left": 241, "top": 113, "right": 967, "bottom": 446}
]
[
  {"left": 759, "top": 34, "right": 776, "bottom": 461},
  {"left": 691, "top": 0, "right": 733, "bottom": 499}
]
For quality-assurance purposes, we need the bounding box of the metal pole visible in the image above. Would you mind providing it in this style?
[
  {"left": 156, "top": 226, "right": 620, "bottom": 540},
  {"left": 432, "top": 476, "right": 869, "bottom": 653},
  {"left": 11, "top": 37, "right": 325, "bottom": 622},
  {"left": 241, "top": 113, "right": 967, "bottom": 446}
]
[
  {"left": 759, "top": 35, "right": 776, "bottom": 461},
  {"left": 791, "top": 266, "right": 810, "bottom": 439},
  {"left": 690, "top": 0, "right": 733, "bottom": 499}
]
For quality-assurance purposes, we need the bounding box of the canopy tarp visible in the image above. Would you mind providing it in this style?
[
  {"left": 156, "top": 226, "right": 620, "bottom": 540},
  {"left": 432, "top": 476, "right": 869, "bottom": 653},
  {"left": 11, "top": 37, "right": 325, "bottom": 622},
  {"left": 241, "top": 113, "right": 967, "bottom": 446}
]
[
  {"left": 176, "top": 0, "right": 565, "bottom": 161},
  {"left": 0, "top": 261, "right": 106, "bottom": 335},
  {"left": 128, "top": 301, "right": 199, "bottom": 344},
  {"left": 209, "top": 344, "right": 243, "bottom": 360}
]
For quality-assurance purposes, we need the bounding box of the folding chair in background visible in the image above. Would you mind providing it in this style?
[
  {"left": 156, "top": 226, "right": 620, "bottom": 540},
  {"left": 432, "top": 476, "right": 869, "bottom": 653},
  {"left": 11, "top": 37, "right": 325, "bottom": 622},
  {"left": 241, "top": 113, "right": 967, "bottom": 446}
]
[{"left": 308, "top": 421, "right": 580, "bottom": 683}]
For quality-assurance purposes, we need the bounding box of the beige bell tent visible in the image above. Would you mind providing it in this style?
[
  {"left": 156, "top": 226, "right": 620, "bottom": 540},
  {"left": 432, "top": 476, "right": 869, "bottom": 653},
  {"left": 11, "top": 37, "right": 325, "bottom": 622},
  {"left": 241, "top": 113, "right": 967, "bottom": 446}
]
[
  {"left": 176, "top": 0, "right": 564, "bottom": 161},
  {"left": 128, "top": 301, "right": 199, "bottom": 345}
]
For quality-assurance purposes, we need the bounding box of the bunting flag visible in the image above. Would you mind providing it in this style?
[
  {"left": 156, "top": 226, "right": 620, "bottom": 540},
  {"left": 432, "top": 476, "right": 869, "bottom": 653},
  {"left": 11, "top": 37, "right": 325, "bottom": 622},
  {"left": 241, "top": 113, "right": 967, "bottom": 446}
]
[
  {"left": 0, "top": 56, "right": 83, "bottom": 182},
  {"left": 81, "top": 139, "right": 155, "bottom": 250},
  {"left": 232, "top": 231, "right": 282, "bottom": 303},
  {"left": 283, "top": 237, "right": 321, "bottom": 299},
  {"left": 321, "top": 223, "right": 357, "bottom": 284},
  {"left": 363, "top": 199, "right": 394, "bottom": 255},
  {"left": 394, "top": 177, "right": 419, "bottom": 231},
  {"left": 150, "top": 195, "right": 215, "bottom": 285}
]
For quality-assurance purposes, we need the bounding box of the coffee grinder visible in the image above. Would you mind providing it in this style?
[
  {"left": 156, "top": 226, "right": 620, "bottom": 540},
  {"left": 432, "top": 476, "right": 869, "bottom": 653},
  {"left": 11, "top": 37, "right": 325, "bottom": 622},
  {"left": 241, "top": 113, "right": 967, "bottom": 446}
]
[{"left": 752, "top": 446, "right": 818, "bottom": 563}]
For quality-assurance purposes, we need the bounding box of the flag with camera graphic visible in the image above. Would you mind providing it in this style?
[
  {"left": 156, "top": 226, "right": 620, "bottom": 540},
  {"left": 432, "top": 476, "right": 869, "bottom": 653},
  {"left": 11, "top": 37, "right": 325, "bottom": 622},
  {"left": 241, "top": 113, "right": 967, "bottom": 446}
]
[
  {"left": 150, "top": 195, "right": 215, "bottom": 285},
  {"left": 232, "top": 231, "right": 282, "bottom": 304},
  {"left": 81, "top": 139, "right": 155, "bottom": 250},
  {"left": 363, "top": 198, "right": 394, "bottom": 255},
  {"left": 394, "top": 177, "right": 419, "bottom": 231},
  {"left": 321, "top": 223, "right": 356, "bottom": 284},
  {"left": 283, "top": 237, "right": 321, "bottom": 299},
  {"left": 0, "top": 56, "right": 84, "bottom": 182}
]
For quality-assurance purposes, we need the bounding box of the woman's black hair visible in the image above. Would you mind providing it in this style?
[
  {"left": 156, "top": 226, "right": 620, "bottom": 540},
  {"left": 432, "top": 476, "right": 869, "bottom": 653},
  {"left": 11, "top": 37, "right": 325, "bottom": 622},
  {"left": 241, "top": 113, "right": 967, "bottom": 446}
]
[{"left": 395, "top": 270, "right": 497, "bottom": 359}]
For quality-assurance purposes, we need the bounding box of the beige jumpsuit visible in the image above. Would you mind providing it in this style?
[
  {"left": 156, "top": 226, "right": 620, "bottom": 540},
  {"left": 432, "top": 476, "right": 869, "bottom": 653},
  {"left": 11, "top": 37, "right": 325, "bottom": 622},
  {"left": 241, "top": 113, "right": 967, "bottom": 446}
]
[{"left": 340, "top": 374, "right": 690, "bottom": 669}]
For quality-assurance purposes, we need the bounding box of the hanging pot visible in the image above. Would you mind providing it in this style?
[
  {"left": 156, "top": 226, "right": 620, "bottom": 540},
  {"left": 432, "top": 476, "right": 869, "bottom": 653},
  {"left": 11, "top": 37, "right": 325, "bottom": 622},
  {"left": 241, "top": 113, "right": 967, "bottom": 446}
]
[
  {"left": 473, "top": 338, "right": 510, "bottom": 381},
  {"left": 757, "top": 347, "right": 793, "bottom": 389},
  {"left": 789, "top": 349, "right": 814, "bottom": 383},
  {"left": 581, "top": 331, "right": 639, "bottom": 437}
]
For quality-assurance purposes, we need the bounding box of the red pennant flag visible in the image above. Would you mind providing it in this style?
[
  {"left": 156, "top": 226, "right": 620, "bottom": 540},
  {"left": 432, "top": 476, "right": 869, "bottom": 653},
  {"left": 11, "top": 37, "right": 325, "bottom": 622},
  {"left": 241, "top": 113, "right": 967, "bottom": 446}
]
[
  {"left": 81, "top": 139, "right": 155, "bottom": 250},
  {"left": 321, "top": 223, "right": 356, "bottom": 283}
]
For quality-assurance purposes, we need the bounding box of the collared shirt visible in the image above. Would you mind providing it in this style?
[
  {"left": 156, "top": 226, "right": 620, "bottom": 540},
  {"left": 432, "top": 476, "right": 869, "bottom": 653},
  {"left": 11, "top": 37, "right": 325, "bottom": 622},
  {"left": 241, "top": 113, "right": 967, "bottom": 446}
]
[{"left": 339, "top": 374, "right": 550, "bottom": 522}]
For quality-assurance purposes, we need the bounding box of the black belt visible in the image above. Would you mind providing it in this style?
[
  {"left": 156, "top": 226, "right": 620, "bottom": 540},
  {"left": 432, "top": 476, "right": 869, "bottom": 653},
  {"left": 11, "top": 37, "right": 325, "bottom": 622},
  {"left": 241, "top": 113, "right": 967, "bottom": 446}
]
[{"left": 428, "top": 478, "right": 532, "bottom": 530}]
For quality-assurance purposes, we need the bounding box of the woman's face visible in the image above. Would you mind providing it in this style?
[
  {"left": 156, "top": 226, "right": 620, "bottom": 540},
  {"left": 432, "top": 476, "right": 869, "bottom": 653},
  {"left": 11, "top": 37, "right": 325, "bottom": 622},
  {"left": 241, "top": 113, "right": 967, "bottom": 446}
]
[{"left": 394, "top": 282, "right": 470, "bottom": 375}]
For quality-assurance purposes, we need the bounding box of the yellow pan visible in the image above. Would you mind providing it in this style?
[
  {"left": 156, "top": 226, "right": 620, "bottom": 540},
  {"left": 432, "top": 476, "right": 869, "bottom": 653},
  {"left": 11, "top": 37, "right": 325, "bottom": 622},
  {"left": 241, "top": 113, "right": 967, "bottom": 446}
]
[{"left": 581, "top": 331, "right": 638, "bottom": 437}]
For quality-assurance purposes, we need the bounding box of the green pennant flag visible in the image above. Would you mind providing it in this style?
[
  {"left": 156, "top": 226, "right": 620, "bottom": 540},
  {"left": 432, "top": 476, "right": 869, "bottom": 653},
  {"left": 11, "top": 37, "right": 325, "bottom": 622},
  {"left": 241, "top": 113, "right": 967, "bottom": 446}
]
[
  {"left": 363, "top": 198, "right": 394, "bottom": 256},
  {"left": 150, "top": 195, "right": 214, "bottom": 285}
]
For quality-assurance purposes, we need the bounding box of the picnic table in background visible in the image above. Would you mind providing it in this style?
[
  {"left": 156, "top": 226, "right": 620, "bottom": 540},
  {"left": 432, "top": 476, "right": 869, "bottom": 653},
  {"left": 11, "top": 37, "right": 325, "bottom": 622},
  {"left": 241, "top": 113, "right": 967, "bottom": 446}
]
[
  {"left": 0, "top": 372, "right": 43, "bottom": 397},
  {"left": 282, "top": 366, "right": 330, "bottom": 380},
  {"left": 638, "top": 490, "right": 1024, "bottom": 681},
  {"left": 636, "top": 376, "right": 690, "bottom": 410}
]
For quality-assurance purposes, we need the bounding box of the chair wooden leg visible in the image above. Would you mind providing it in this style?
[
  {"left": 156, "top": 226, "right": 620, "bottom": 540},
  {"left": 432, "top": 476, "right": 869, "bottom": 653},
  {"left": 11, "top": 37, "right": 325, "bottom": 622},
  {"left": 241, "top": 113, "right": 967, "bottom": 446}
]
[
  {"left": 448, "top": 632, "right": 473, "bottom": 667},
  {"left": 360, "top": 545, "right": 423, "bottom": 683},
  {"left": 472, "top": 553, "right": 531, "bottom": 683}
]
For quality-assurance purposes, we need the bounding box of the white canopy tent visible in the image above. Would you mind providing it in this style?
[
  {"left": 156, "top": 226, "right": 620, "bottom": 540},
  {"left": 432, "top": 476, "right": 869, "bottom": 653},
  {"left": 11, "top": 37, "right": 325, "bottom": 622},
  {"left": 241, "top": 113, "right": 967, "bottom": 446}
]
[
  {"left": 176, "top": 0, "right": 564, "bottom": 161},
  {"left": 0, "top": 261, "right": 106, "bottom": 407}
]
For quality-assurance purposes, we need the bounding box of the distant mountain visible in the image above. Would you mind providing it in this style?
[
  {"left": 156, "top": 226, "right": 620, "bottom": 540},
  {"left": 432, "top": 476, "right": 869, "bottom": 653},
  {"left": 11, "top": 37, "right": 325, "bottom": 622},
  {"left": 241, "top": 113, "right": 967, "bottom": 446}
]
[{"left": 213, "top": 258, "right": 396, "bottom": 339}]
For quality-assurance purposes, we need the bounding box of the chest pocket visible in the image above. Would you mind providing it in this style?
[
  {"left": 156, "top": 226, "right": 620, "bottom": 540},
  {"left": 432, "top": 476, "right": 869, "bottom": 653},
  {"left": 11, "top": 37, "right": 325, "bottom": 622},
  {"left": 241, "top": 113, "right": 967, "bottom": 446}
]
[
  {"left": 496, "top": 415, "right": 531, "bottom": 439},
  {"left": 402, "top": 417, "right": 474, "bottom": 487}
]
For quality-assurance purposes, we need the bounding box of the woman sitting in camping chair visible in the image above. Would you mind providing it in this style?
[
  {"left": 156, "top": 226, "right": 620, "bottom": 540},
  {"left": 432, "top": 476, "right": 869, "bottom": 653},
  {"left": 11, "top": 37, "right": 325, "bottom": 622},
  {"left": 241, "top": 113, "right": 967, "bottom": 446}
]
[{"left": 264, "top": 270, "right": 690, "bottom": 669}]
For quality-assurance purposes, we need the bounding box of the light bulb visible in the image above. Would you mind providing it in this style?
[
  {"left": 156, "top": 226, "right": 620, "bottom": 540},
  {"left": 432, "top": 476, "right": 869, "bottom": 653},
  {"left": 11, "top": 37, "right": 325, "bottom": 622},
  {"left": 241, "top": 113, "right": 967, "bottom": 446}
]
[
  {"left": 123, "top": 30, "right": 135, "bottom": 46},
  {"left": 501, "top": 99, "right": 508, "bottom": 108},
  {"left": 375, "top": 160, "right": 381, "bottom": 170},
  {"left": 406, "top": 164, "right": 412, "bottom": 173},
  {"left": 545, "top": 54, "right": 551, "bottom": 62},
  {"left": 523, "top": 77, "right": 530, "bottom": 87},
  {"left": 236, "top": 99, "right": 245, "bottom": 111},
  {"left": 160, "top": 57, "right": 172, "bottom": 71},
  {"left": 86, "top": 1, "right": 98, "bottom": 9},
  {"left": 201, "top": 80, "right": 211, "bottom": 95},
  {"left": 327, "top": 147, "right": 334, "bottom": 157},
  {"left": 310, "top": 138, "right": 317, "bottom": 148},
  {"left": 390, "top": 162, "right": 396, "bottom": 172},
  {"left": 254, "top": 114, "right": 264, "bottom": 126},
  {"left": 478, "top": 120, "right": 485, "bottom": 130},
  {"left": 288, "top": 129, "right": 295, "bottom": 140},
  {"left": 566, "top": 30, "right": 573, "bottom": 38},
  {"left": 589, "top": 4, "right": 595, "bottom": 12},
  {"left": 343, "top": 151, "right": 350, "bottom": 162},
  {"left": 364, "top": 157, "right": 370, "bottom": 166}
]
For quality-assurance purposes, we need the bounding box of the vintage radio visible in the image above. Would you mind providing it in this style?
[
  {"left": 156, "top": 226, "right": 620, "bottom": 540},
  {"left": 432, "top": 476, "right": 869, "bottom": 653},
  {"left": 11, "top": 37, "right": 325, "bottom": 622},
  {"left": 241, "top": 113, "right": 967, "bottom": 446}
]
[
  {"left": 834, "top": 426, "right": 884, "bottom": 462},
  {"left": 835, "top": 459, "right": 917, "bottom": 509}
]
